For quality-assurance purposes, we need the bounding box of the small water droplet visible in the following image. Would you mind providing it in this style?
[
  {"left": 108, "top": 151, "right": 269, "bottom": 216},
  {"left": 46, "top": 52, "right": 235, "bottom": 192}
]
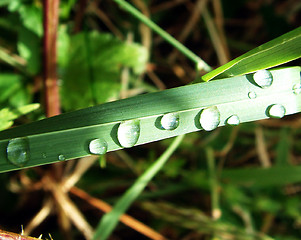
[
  {"left": 58, "top": 154, "right": 66, "bottom": 161},
  {"left": 7, "top": 137, "right": 30, "bottom": 167},
  {"left": 117, "top": 120, "right": 140, "bottom": 148},
  {"left": 253, "top": 70, "right": 273, "bottom": 88},
  {"left": 42, "top": 152, "right": 47, "bottom": 159},
  {"left": 226, "top": 115, "right": 240, "bottom": 126},
  {"left": 89, "top": 139, "right": 108, "bottom": 155},
  {"left": 199, "top": 106, "right": 220, "bottom": 131},
  {"left": 160, "top": 113, "right": 179, "bottom": 130},
  {"left": 293, "top": 83, "right": 301, "bottom": 94},
  {"left": 267, "top": 104, "right": 286, "bottom": 118},
  {"left": 248, "top": 91, "right": 257, "bottom": 99}
]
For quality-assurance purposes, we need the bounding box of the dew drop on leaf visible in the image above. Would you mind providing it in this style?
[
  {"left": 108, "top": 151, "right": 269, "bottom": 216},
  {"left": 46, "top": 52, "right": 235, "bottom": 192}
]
[
  {"left": 267, "top": 104, "right": 286, "bottom": 118},
  {"left": 58, "top": 154, "right": 66, "bottom": 161},
  {"left": 293, "top": 83, "right": 301, "bottom": 94},
  {"left": 160, "top": 113, "right": 180, "bottom": 130},
  {"left": 226, "top": 115, "right": 240, "bottom": 126},
  {"left": 248, "top": 91, "right": 257, "bottom": 99},
  {"left": 253, "top": 70, "right": 273, "bottom": 88},
  {"left": 199, "top": 106, "right": 220, "bottom": 131},
  {"left": 117, "top": 120, "right": 140, "bottom": 148},
  {"left": 7, "top": 137, "right": 30, "bottom": 167},
  {"left": 89, "top": 139, "right": 108, "bottom": 155}
]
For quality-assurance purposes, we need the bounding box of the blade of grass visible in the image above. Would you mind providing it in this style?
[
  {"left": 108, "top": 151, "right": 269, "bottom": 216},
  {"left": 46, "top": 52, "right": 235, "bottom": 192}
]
[
  {"left": 199, "top": 27, "right": 301, "bottom": 81},
  {"left": 0, "top": 67, "right": 300, "bottom": 173},
  {"left": 92, "top": 134, "right": 184, "bottom": 240},
  {"left": 113, "top": 0, "right": 212, "bottom": 72}
]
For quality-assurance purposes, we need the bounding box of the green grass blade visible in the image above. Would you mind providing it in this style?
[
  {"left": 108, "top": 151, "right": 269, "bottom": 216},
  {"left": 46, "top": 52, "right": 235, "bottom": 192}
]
[
  {"left": 113, "top": 0, "right": 211, "bottom": 72},
  {"left": 92, "top": 134, "right": 184, "bottom": 240},
  {"left": 0, "top": 67, "right": 300, "bottom": 173},
  {"left": 200, "top": 27, "right": 301, "bottom": 81}
]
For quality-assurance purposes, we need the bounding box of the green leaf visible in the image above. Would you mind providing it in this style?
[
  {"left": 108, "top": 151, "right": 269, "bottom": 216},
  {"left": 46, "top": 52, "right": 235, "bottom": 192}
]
[
  {"left": 60, "top": 31, "right": 148, "bottom": 110},
  {"left": 18, "top": 4, "right": 43, "bottom": 37},
  {"left": 0, "top": 67, "right": 299, "bottom": 173},
  {"left": 17, "top": 26, "right": 41, "bottom": 75},
  {"left": 0, "top": 74, "right": 22, "bottom": 104},
  {"left": 200, "top": 27, "right": 301, "bottom": 81},
  {"left": 0, "top": 103, "right": 40, "bottom": 131}
]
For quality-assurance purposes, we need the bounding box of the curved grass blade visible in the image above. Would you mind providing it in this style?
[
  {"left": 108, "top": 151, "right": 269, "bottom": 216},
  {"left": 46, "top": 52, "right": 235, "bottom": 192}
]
[
  {"left": 200, "top": 27, "right": 301, "bottom": 81},
  {"left": 0, "top": 67, "right": 300, "bottom": 173},
  {"left": 92, "top": 134, "right": 184, "bottom": 240}
]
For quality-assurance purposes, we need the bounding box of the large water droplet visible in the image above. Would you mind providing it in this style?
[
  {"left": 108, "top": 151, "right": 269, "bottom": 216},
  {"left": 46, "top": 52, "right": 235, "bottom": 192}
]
[
  {"left": 160, "top": 113, "right": 179, "bottom": 130},
  {"left": 89, "top": 139, "right": 108, "bottom": 155},
  {"left": 117, "top": 120, "right": 140, "bottom": 148},
  {"left": 58, "top": 154, "right": 66, "bottom": 161},
  {"left": 267, "top": 104, "right": 286, "bottom": 118},
  {"left": 253, "top": 70, "right": 273, "bottom": 88},
  {"left": 7, "top": 137, "right": 30, "bottom": 167},
  {"left": 226, "top": 115, "right": 240, "bottom": 126},
  {"left": 293, "top": 83, "right": 301, "bottom": 95},
  {"left": 199, "top": 106, "right": 220, "bottom": 131},
  {"left": 248, "top": 91, "right": 257, "bottom": 99}
]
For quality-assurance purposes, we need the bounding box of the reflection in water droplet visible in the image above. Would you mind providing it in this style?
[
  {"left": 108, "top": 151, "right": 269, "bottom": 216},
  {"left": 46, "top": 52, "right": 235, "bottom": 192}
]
[
  {"left": 7, "top": 137, "right": 30, "bottom": 167},
  {"left": 199, "top": 106, "right": 220, "bottom": 131},
  {"left": 226, "top": 115, "right": 240, "bottom": 126},
  {"left": 89, "top": 139, "right": 108, "bottom": 155},
  {"left": 293, "top": 83, "right": 301, "bottom": 95},
  {"left": 58, "top": 154, "right": 66, "bottom": 161},
  {"left": 160, "top": 113, "right": 179, "bottom": 130},
  {"left": 268, "top": 104, "right": 286, "bottom": 118},
  {"left": 248, "top": 91, "right": 257, "bottom": 99},
  {"left": 117, "top": 120, "right": 140, "bottom": 148},
  {"left": 253, "top": 70, "right": 273, "bottom": 88}
]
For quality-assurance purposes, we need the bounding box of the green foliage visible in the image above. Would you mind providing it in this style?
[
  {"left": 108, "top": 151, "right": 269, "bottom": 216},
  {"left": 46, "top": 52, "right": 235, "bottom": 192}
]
[{"left": 60, "top": 31, "right": 148, "bottom": 110}]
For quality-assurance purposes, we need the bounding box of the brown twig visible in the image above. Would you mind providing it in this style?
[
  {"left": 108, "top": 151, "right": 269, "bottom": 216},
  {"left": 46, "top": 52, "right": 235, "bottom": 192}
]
[
  {"left": 70, "top": 186, "right": 168, "bottom": 240},
  {"left": 43, "top": 0, "right": 60, "bottom": 117}
]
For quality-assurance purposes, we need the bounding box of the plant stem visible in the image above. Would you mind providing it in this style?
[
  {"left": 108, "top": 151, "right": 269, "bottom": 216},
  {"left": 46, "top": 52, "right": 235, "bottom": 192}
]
[
  {"left": 113, "top": 0, "right": 212, "bottom": 72},
  {"left": 43, "top": 0, "right": 60, "bottom": 117}
]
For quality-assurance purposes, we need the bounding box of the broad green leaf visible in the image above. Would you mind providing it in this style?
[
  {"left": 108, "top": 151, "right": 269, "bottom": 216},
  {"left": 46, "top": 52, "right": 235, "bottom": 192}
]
[
  {"left": 17, "top": 26, "right": 41, "bottom": 75},
  {"left": 0, "top": 67, "right": 299, "bottom": 173},
  {"left": 60, "top": 31, "right": 148, "bottom": 111},
  {"left": 0, "top": 103, "right": 40, "bottom": 131},
  {"left": 18, "top": 4, "right": 43, "bottom": 37},
  {"left": 0, "top": 0, "right": 10, "bottom": 7},
  {"left": 0, "top": 74, "right": 21, "bottom": 104},
  {"left": 200, "top": 27, "right": 301, "bottom": 81}
]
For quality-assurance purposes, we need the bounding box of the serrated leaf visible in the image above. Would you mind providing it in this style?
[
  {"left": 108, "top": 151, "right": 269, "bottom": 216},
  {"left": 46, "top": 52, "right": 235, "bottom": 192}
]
[
  {"left": 0, "top": 103, "right": 40, "bottom": 131},
  {"left": 60, "top": 31, "right": 148, "bottom": 111}
]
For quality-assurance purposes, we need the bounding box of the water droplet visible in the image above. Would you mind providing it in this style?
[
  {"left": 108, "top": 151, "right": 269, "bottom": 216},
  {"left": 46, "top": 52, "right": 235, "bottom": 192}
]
[
  {"left": 226, "top": 115, "right": 240, "bottom": 126},
  {"left": 89, "top": 139, "right": 108, "bottom": 155},
  {"left": 58, "top": 154, "right": 66, "bottom": 161},
  {"left": 117, "top": 120, "right": 140, "bottom": 148},
  {"left": 160, "top": 113, "right": 179, "bottom": 130},
  {"left": 199, "top": 106, "right": 220, "bottom": 131},
  {"left": 267, "top": 104, "right": 286, "bottom": 118},
  {"left": 42, "top": 152, "right": 47, "bottom": 159},
  {"left": 253, "top": 70, "right": 273, "bottom": 88},
  {"left": 248, "top": 91, "right": 257, "bottom": 99},
  {"left": 7, "top": 137, "right": 30, "bottom": 167},
  {"left": 293, "top": 83, "right": 301, "bottom": 94}
]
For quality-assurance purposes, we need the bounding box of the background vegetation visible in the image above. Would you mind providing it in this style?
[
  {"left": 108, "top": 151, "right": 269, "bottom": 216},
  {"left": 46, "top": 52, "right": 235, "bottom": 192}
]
[{"left": 0, "top": 0, "right": 300, "bottom": 239}]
